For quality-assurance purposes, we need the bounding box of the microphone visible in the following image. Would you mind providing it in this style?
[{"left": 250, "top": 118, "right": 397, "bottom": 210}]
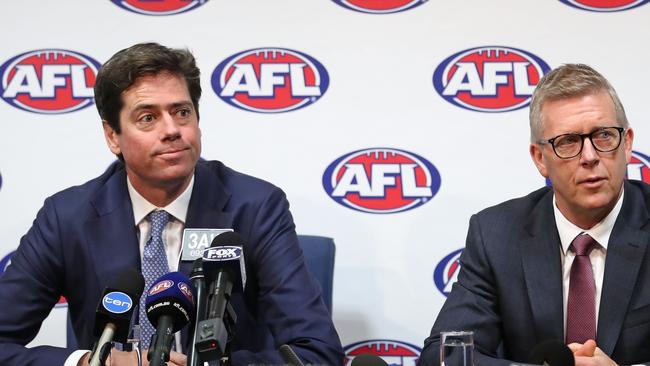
[
  {"left": 530, "top": 340, "right": 575, "bottom": 366},
  {"left": 195, "top": 231, "right": 247, "bottom": 361},
  {"left": 350, "top": 354, "right": 389, "bottom": 366},
  {"left": 145, "top": 271, "right": 196, "bottom": 366},
  {"left": 187, "top": 258, "right": 206, "bottom": 366},
  {"left": 89, "top": 268, "right": 144, "bottom": 366},
  {"left": 279, "top": 344, "right": 306, "bottom": 366}
]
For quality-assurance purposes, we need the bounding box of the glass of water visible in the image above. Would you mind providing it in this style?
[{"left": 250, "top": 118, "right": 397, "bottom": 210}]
[{"left": 440, "top": 331, "right": 474, "bottom": 366}]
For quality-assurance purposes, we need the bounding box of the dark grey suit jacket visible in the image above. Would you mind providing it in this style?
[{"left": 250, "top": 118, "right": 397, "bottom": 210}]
[{"left": 419, "top": 180, "right": 650, "bottom": 365}]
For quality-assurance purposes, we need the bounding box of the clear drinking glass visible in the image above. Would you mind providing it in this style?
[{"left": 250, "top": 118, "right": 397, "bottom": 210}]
[
  {"left": 109, "top": 325, "right": 142, "bottom": 366},
  {"left": 440, "top": 331, "right": 474, "bottom": 366}
]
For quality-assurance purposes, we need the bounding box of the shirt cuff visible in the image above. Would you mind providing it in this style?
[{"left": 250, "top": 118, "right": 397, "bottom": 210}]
[{"left": 64, "top": 350, "right": 90, "bottom": 366}]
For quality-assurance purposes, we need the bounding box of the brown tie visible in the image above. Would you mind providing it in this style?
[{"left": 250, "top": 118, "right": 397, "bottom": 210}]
[{"left": 566, "top": 233, "right": 598, "bottom": 344}]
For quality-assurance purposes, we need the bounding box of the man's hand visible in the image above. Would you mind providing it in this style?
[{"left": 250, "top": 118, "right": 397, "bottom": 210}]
[
  {"left": 141, "top": 349, "right": 187, "bottom": 366},
  {"left": 568, "top": 340, "right": 617, "bottom": 366},
  {"left": 75, "top": 349, "right": 187, "bottom": 365}
]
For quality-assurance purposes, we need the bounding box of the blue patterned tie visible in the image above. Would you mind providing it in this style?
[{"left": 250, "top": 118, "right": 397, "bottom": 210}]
[{"left": 140, "top": 210, "right": 171, "bottom": 349}]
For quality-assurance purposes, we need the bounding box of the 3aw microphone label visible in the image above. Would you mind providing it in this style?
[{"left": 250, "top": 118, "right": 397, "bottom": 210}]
[{"left": 181, "top": 228, "right": 233, "bottom": 262}]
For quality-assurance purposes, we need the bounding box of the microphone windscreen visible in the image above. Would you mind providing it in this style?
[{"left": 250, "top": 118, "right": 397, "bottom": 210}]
[
  {"left": 111, "top": 267, "right": 145, "bottom": 298},
  {"left": 350, "top": 354, "right": 389, "bottom": 366},
  {"left": 210, "top": 231, "right": 245, "bottom": 247},
  {"left": 145, "top": 272, "right": 196, "bottom": 331},
  {"left": 202, "top": 231, "right": 246, "bottom": 292},
  {"left": 93, "top": 267, "right": 144, "bottom": 342},
  {"left": 530, "top": 340, "right": 574, "bottom": 366}
]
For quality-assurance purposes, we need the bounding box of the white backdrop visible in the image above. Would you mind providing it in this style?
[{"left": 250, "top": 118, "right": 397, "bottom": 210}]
[{"left": 1, "top": 0, "right": 649, "bottom": 363}]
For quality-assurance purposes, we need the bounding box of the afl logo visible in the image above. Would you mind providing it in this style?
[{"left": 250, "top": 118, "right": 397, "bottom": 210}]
[
  {"left": 149, "top": 280, "right": 174, "bottom": 296},
  {"left": 332, "top": 0, "right": 427, "bottom": 14},
  {"left": 344, "top": 339, "right": 421, "bottom": 366},
  {"left": 433, "top": 249, "right": 463, "bottom": 297},
  {"left": 110, "top": 0, "right": 209, "bottom": 15},
  {"left": 433, "top": 46, "right": 550, "bottom": 113},
  {"left": 323, "top": 148, "right": 440, "bottom": 214},
  {"left": 212, "top": 48, "right": 329, "bottom": 113},
  {"left": 559, "top": 0, "right": 649, "bottom": 12},
  {"left": 627, "top": 151, "right": 650, "bottom": 183},
  {"left": 178, "top": 282, "right": 194, "bottom": 304},
  {"left": 0, "top": 49, "right": 100, "bottom": 114},
  {"left": 0, "top": 251, "right": 14, "bottom": 275}
]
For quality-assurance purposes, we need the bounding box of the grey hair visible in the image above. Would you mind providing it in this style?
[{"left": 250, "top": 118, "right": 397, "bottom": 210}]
[{"left": 529, "top": 63, "right": 628, "bottom": 142}]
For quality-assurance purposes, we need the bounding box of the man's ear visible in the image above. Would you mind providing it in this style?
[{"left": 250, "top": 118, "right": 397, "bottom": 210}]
[
  {"left": 102, "top": 121, "right": 121, "bottom": 155},
  {"left": 530, "top": 143, "right": 549, "bottom": 178}
]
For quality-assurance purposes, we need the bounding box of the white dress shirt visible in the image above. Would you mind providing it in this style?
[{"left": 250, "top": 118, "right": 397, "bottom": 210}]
[{"left": 553, "top": 189, "right": 624, "bottom": 338}]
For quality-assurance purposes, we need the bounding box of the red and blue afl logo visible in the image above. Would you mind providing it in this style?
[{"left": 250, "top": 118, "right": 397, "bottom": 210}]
[
  {"left": 110, "top": 0, "right": 208, "bottom": 15},
  {"left": 627, "top": 151, "right": 650, "bottom": 183},
  {"left": 433, "top": 249, "right": 463, "bottom": 297},
  {"left": 559, "top": 0, "right": 649, "bottom": 12},
  {"left": 0, "top": 49, "right": 100, "bottom": 114},
  {"left": 149, "top": 280, "right": 174, "bottom": 295},
  {"left": 433, "top": 46, "right": 550, "bottom": 113},
  {"left": 344, "top": 340, "right": 421, "bottom": 366},
  {"left": 0, "top": 251, "right": 14, "bottom": 275},
  {"left": 178, "top": 282, "right": 194, "bottom": 304},
  {"left": 323, "top": 148, "right": 440, "bottom": 214},
  {"left": 332, "top": 0, "right": 427, "bottom": 14},
  {"left": 212, "top": 48, "right": 329, "bottom": 113}
]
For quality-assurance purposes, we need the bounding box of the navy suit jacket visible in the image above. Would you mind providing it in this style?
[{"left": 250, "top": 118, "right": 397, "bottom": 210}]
[
  {"left": 419, "top": 180, "right": 650, "bottom": 365},
  {"left": 0, "top": 160, "right": 342, "bottom": 365}
]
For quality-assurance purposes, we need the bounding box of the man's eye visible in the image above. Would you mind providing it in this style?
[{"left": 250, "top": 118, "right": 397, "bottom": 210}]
[
  {"left": 178, "top": 109, "right": 191, "bottom": 117},
  {"left": 593, "top": 130, "right": 613, "bottom": 140},
  {"left": 139, "top": 114, "right": 154, "bottom": 123},
  {"left": 556, "top": 135, "right": 579, "bottom": 147}
]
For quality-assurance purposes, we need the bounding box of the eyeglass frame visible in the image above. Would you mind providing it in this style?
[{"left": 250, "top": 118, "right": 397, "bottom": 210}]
[{"left": 537, "top": 126, "right": 626, "bottom": 159}]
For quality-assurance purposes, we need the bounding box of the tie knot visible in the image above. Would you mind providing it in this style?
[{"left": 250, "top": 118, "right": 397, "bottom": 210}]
[
  {"left": 148, "top": 209, "right": 171, "bottom": 228},
  {"left": 570, "top": 233, "right": 598, "bottom": 256}
]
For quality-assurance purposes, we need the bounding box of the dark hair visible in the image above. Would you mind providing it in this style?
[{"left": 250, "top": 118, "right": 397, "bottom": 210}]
[{"left": 94, "top": 42, "right": 202, "bottom": 133}]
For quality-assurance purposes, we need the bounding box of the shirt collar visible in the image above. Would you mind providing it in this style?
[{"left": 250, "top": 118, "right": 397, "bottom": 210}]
[
  {"left": 553, "top": 188, "right": 624, "bottom": 255},
  {"left": 127, "top": 175, "right": 194, "bottom": 225}
]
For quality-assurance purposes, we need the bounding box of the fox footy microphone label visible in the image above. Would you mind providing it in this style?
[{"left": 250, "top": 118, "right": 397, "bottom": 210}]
[
  {"left": 110, "top": 0, "right": 209, "bottom": 15},
  {"left": 433, "top": 46, "right": 550, "bottom": 113},
  {"left": 0, "top": 49, "right": 100, "bottom": 114},
  {"left": 323, "top": 148, "right": 440, "bottom": 214},
  {"left": 344, "top": 339, "right": 421, "bottom": 366},
  {"left": 332, "top": 0, "right": 427, "bottom": 14},
  {"left": 559, "top": 0, "right": 649, "bottom": 12},
  {"left": 212, "top": 47, "right": 329, "bottom": 113}
]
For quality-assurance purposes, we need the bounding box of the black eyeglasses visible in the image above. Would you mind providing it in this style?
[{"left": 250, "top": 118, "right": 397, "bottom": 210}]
[{"left": 538, "top": 126, "right": 625, "bottom": 159}]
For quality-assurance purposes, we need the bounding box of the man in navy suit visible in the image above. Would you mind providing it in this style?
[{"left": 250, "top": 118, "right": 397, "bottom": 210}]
[
  {"left": 0, "top": 43, "right": 342, "bottom": 366},
  {"left": 419, "top": 64, "right": 649, "bottom": 366}
]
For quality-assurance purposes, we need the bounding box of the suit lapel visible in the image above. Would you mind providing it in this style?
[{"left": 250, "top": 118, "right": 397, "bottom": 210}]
[
  {"left": 596, "top": 181, "right": 650, "bottom": 354},
  {"left": 521, "top": 190, "right": 565, "bottom": 343},
  {"left": 178, "top": 161, "right": 234, "bottom": 275},
  {"left": 85, "top": 164, "right": 140, "bottom": 288}
]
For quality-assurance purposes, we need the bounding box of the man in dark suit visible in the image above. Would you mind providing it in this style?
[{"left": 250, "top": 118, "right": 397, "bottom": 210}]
[
  {"left": 419, "top": 64, "right": 647, "bottom": 366},
  {"left": 0, "top": 43, "right": 342, "bottom": 366}
]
